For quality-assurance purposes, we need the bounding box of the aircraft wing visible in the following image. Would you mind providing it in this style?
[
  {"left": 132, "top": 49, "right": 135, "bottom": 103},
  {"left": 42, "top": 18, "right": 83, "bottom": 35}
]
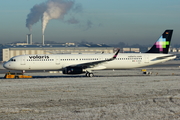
[
  {"left": 66, "top": 49, "right": 120, "bottom": 69},
  {"left": 151, "top": 54, "right": 176, "bottom": 61}
]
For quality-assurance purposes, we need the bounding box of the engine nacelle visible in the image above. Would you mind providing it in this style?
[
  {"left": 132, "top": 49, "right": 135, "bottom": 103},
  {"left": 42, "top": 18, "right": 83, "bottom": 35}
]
[{"left": 62, "top": 67, "right": 83, "bottom": 74}]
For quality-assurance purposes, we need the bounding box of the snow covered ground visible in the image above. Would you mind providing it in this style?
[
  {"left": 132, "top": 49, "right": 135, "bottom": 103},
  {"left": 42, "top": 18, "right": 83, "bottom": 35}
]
[{"left": 0, "top": 60, "right": 180, "bottom": 119}]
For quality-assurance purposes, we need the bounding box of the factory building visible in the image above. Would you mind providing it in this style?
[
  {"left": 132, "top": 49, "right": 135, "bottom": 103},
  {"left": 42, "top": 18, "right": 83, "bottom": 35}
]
[
  {"left": 1, "top": 44, "right": 114, "bottom": 62},
  {"left": 122, "top": 48, "right": 140, "bottom": 53}
]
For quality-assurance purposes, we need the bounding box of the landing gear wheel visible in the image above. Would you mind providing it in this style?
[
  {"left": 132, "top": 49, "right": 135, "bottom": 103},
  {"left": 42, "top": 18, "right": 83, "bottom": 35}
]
[
  {"left": 89, "top": 73, "right": 94, "bottom": 77},
  {"left": 85, "top": 73, "right": 88, "bottom": 77},
  {"left": 85, "top": 73, "right": 94, "bottom": 77}
]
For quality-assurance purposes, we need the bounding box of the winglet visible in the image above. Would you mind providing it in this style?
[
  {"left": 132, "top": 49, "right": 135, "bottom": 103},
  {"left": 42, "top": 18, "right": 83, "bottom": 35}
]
[{"left": 113, "top": 49, "right": 120, "bottom": 59}]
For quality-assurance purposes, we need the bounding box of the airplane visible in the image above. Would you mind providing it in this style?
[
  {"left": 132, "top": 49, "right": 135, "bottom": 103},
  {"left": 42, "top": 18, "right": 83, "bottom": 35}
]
[{"left": 3, "top": 30, "right": 176, "bottom": 77}]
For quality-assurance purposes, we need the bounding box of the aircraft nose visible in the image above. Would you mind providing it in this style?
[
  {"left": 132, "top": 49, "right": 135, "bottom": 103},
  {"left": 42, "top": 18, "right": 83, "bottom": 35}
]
[{"left": 3, "top": 62, "right": 10, "bottom": 69}]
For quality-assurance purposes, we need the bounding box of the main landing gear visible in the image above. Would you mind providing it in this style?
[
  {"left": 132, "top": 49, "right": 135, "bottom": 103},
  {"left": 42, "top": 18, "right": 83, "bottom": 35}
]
[{"left": 85, "top": 72, "right": 94, "bottom": 77}]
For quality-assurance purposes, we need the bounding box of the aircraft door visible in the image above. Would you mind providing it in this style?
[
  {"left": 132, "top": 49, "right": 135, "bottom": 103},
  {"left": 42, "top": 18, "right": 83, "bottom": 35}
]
[
  {"left": 21, "top": 57, "right": 26, "bottom": 65},
  {"left": 98, "top": 56, "right": 103, "bottom": 61},
  {"left": 56, "top": 56, "right": 60, "bottom": 65},
  {"left": 144, "top": 55, "right": 149, "bottom": 63}
]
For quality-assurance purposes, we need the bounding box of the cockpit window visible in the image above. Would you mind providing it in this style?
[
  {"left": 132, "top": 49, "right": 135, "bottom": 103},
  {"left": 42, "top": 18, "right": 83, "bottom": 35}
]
[{"left": 9, "top": 58, "right": 16, "bottom": 62}]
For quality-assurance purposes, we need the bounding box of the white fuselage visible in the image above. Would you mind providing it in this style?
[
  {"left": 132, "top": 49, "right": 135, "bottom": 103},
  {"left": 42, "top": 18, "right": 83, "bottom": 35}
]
[{"left": 3, "top": 53, "right": 176, "bottom": 71}]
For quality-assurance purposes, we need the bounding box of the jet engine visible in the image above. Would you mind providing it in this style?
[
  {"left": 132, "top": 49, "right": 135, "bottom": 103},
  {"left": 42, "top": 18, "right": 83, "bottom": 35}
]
[{"left": 62, "top": 67, "right": 83, "bottom": 74}]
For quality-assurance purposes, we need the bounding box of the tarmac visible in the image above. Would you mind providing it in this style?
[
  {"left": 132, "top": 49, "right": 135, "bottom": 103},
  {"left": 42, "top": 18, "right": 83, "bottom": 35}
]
[{"left": 0, "top": 60, "right": 180, "bottom": 120}]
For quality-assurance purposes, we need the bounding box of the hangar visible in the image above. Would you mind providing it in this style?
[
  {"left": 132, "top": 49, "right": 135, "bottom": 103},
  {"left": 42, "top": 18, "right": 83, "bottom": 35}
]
[{"left": 1, "top": 44, "right": 114, "bottom": 62}]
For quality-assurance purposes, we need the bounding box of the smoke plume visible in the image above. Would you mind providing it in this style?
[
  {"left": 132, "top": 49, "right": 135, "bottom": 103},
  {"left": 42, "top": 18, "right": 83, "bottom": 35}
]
[
  {"left": 66, "top": 17, "right": 79, "bottom": 24},
  {"left": 26, "top": 3, "right": 47, "bottom": 32},
  {"left": 26, "top": 0, "right": 78, "bottom": 34},
  {"left": 41, "top": 0, "right": 74, "bottom": 34}
]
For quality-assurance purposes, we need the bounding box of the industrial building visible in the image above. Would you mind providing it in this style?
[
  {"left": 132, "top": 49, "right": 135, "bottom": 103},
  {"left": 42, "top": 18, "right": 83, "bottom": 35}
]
[
  {"left": 1, "top": 44, "right": 114, "bottom": 62},
  {"left": 1, "top": 43, "right": 143, "bottom": 62}
]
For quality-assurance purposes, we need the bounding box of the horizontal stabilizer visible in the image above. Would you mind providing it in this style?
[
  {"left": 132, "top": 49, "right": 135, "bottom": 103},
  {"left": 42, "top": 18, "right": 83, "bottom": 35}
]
[{"left": 151, "top": 55, "right": 176, "bottom": 61}]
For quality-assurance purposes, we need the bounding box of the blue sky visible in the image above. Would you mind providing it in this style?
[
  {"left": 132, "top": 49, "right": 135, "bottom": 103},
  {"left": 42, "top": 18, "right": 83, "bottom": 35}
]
[{"left": 0, "top": 0, "right": 180, "bottom": 45}]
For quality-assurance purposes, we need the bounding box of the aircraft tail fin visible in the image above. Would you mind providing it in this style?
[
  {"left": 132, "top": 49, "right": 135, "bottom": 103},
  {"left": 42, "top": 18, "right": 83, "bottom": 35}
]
[{"left": 146, "top": 30, "right": 173, "bottom": 54}]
